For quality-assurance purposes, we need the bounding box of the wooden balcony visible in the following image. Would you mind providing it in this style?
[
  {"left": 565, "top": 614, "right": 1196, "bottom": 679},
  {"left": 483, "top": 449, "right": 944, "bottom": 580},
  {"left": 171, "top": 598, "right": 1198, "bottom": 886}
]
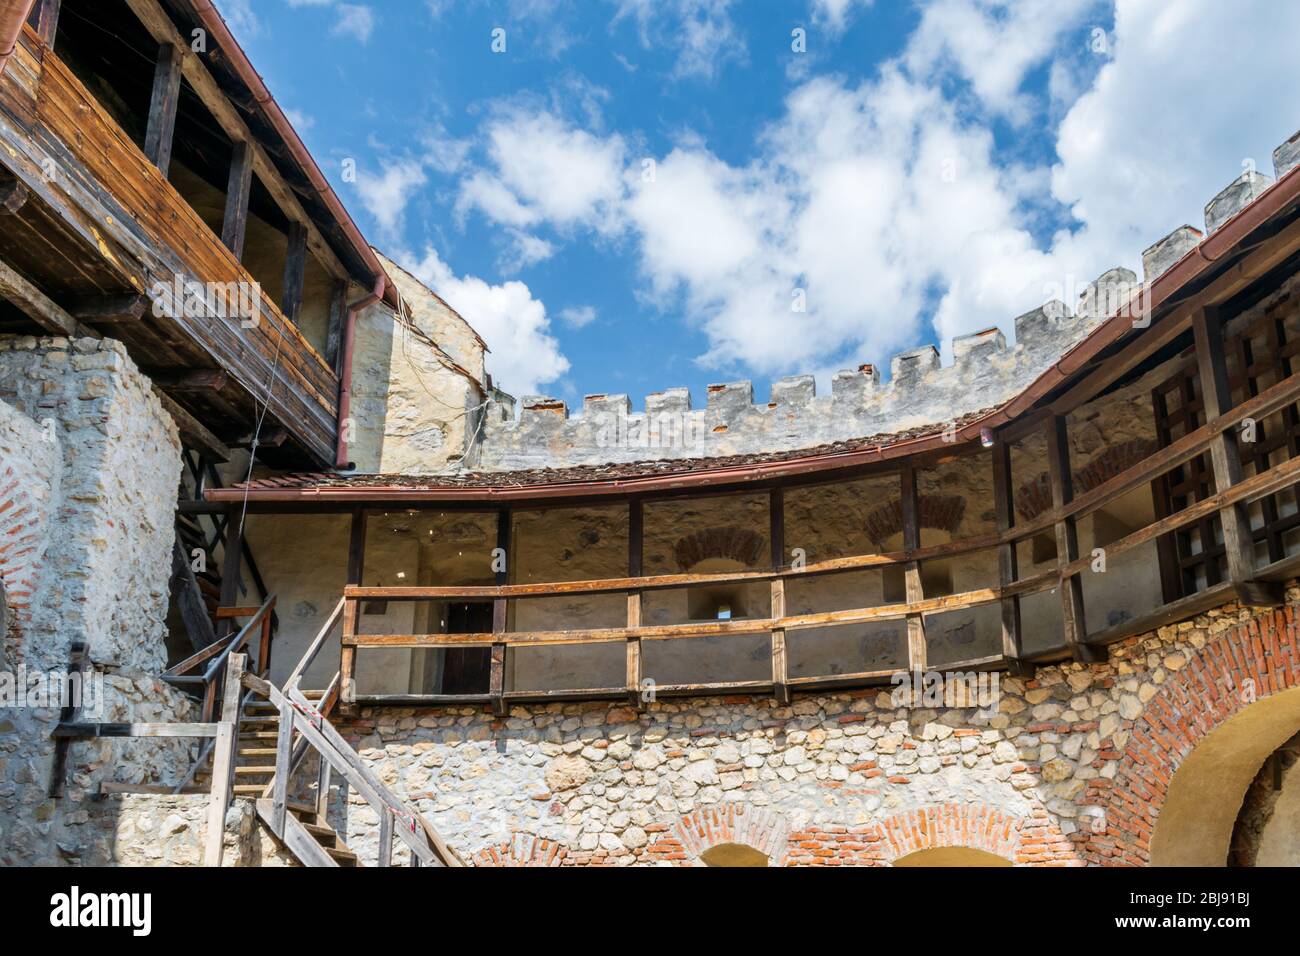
[{"left": 0, "top": 26, "right": 340, "bottom": 465}]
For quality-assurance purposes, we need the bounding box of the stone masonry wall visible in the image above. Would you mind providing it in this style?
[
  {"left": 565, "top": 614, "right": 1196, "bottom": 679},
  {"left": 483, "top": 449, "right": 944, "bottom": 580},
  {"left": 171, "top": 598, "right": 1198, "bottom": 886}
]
[
  {"left": 332, "top": 591, "right": 1300, "bottom": 866},
  {"left": 0, "top": 335, "right": 197, "bottom": 866}
]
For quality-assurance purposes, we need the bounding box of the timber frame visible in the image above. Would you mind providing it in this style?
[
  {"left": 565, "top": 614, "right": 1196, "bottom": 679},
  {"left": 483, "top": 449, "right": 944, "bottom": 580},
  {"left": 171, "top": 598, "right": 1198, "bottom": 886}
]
[
  {"left": 0, "top": 0, "right": 395, "bottom": 467},
  {"left": 209, "top": 140, "right": 1300, "bottom": 709}
]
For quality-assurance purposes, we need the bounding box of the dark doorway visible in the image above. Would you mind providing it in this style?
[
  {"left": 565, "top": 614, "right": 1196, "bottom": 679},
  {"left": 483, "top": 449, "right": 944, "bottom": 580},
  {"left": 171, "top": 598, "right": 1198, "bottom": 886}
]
[{"left": 442, "top": 602, "right": 492, "bottom": 694}]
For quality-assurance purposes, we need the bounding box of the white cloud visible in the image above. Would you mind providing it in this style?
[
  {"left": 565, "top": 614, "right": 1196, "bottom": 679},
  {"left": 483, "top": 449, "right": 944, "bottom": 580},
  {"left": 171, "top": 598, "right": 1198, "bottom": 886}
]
[
  {"left": 612, "top": 0, "right": 745, "bottom": 80},
  {"left": 355, "top": 159, "right": 427, "bottom": 237},
  {"left": 458, "top": 111, "right": 627, "bottom": 232},
  {"left": 501, "top": 230, "right": 557, "bottom": 272},
  {"left": 401, "top": 247, "right": 570, "bottom": 395},
  {"left": 559, "top": 306, "right": 598, "bottom": 328},
  {"left": 810, "top": 0, "right": 871, "bottom": 33},
  {"left": 221, "top": 0, "right": 263, "bottom": 40},
  {"left": 904, "top": 0, "right": 1101, "bottom": 121},
  {"left": 332, "top": 3, "right": 376, "bottom": 42}
]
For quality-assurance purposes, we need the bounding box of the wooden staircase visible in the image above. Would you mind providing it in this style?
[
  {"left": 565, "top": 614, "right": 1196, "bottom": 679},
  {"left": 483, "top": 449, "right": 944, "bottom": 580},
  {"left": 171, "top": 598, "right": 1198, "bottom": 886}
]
[{"left": 167, "top": 596, "right": 464, "bottom": 867}]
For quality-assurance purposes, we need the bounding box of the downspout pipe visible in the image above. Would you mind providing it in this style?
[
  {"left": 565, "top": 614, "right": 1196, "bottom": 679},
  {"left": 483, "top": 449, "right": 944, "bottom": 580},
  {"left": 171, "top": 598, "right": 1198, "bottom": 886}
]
[
  {"left": 0, "top": 1, "right": 39, "bottom": 76},
  {"left": 335, "top": 274, "right": 385, "bottom": 468}
]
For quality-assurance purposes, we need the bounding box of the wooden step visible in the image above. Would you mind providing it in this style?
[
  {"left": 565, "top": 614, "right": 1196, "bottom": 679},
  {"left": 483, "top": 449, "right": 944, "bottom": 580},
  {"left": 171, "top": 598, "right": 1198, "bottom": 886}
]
[
  {"left": 233, "top": 765, "right": 276, "bottom": 776},
  {"left": 232, "top": 784, "right": 268, "bottom": 796},
  {"left": 325, "top": 844, "right": 358, "bottom": 866},
  {"left": 240, "top": 731, "right": 279, "bottom": 741},
  {"left": 237, "top": 747, "right": 277, "bottom": 758},
  {"left": 239, "top": 716, "right": 280, "bottom": 726},
  {"left": 301, "top": 822, "right": 337, "bottom": 846}
]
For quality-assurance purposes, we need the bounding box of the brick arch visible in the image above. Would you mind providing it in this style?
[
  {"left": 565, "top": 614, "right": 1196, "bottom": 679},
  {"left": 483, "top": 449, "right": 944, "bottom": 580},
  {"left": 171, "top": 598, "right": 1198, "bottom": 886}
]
[
  {"left": 863, "top": 495, "right": 965, "bottom": 545},
  {"left": 645, "top": 804, "right": 790, "bottom": 866},
  {"left": 471, "top": 833, "right": 567, "bottom": 867},
  {"left": 1083, "top": 608, "right": 1300, "bottom": 866},
  {"left": 1016, "top": 439, "right": 1158, "bottom": 521},
  {"left": 869, "top": 804, "right": 1026, "bottom": 865},
  {"left": 673, "top": 527, "right": 766, "bottom": 571}
]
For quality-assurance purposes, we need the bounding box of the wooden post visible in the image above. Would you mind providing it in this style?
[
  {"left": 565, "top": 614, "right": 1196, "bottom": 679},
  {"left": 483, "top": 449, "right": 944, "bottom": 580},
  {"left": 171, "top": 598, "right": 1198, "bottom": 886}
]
[
  {"left": 258, "top": 607, "right": 273, "bottom": 676},
  {"left": 325, "top": 279, "right": 350, "bottom": 374},
  {"left": 221, "top": 140, "right": 254, "bottom": 259},
  {"left": 1192, "top": 305, "right": 1275, "bottom": 604},
  {"left": 769, "top": 488, "right": 790, "bottom": 704},
  {"left": 900, "top": 465, "right": 927, "bottom": 674},
  {"left": 378, "top": 810, "right": 394, "bottom": 868},
  {"left": 489, "top": 508, "right": 510, "bottom": 716},
  {"left": 1046, "top": 416, "right": 1103, "bottom": 662},
  {"left": 271, "top": 700, "right": 293, "bottom": 837},
  {"left": 990, "top": 436, "right": 1024, "bottom": 667},
  {"left": 626, "top": 499, "right": 644, "bottom": 709},
  {"left": 315, "top": 755, "right": 331, "bottom": 826},
  {"left": 340, "top": 508, "right": 365, "bottom": 714},
  {"left": 217, "top": 507, "right": 244, "bottom": 639},
  {"left": 27, "top": 0, "right": 61, "bottom": 45},
  {"left": 203, "top": 653, "right": 245, "bottom": 867},
  {"left": 281, "top": 221, "right": 309, "bottom": 325},
  {"left": 143, "top": 43, "right": 183, "bottom": 176}
]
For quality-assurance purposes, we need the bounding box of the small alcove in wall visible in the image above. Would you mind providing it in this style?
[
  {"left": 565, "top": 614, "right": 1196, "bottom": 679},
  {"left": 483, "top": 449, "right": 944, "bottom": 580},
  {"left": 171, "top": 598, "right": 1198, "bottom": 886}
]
[{"left": 700, "top": 843, "right": 769, "bottom": 867}]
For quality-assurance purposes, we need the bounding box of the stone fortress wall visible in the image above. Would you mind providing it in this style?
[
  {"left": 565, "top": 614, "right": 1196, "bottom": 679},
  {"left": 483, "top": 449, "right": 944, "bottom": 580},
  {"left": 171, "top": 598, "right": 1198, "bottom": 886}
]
[{"left": 478, "top": 135, "right": 1300, "bottom": 474}]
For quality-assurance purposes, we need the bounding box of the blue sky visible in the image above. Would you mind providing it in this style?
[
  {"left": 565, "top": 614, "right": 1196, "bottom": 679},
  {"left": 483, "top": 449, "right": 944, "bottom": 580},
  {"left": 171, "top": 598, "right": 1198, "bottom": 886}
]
[{"left": 221, "top": 0, "right": 1300, "bottom": 407}]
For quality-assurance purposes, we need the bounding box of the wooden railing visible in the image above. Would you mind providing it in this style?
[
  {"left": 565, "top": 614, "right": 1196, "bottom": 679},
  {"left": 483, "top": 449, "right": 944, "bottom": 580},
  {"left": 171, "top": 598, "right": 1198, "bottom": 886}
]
[
  {"left": 337, "top": 361, "right": 1300, "bottom": 709},
  {"left": 162, "top": 596, "right": 277, "bottom": 721}
]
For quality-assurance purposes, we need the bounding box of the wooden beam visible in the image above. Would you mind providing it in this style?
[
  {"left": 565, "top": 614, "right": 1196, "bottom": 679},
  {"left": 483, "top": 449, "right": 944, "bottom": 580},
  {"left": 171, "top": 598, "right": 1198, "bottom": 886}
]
[
  {"left": 221, "top": 140, "right": 254, "bottom": 259},
  {"left": 626, "top": 499, "right": 644, "bottom": 709},
  {"left": 339, "top": 507, "right": 365, "bottom": 714},
  {"left": 990, "top": 436, "right": 1024, "bottom": 667},
  {"left": 123, "top": 0, "right": 353, "bottom": 282},
  {"left": 490, "top": 508, "right": 510, "bottom": 716},
  {"left": 281, "top": 221, "right": 308, "bottom": 326},
  {"left": 148, "top": 368, "right": 229, "bottom": 392},
  {"left": 0, "top": 258, "right": 79, "bottom": 336},
  {"left": 27, "top": 0, "right": 61, "bottom": 46},
  {"left": 1046, "top": 416, "right": 1103, "bottom": 663},
  {"left": 217, "top": 507, "right": 245, "bottom": 638},
  {"left": 900, "top": 464, "right": 926, "bottom": 673},
  {"left": 325, "top": 279, "right": 349, "bottom": 374},
  {"left": 153, "top": 389, "right": 231, "bottom": 463},
  {"left": 143, "top": 43, "right": 183, "bottom": 177},
  {"left": 172, "top": 539, "right": 217, "bottom": 651},
  {"left": 1192, "top": 305, "right": 1264, "bottom": 594},
  {"left": 68, "top": 294, "right": 148, "bottom": 323},
  {"left": 769, "top": 488, "right": 790, "bottom": 704}
]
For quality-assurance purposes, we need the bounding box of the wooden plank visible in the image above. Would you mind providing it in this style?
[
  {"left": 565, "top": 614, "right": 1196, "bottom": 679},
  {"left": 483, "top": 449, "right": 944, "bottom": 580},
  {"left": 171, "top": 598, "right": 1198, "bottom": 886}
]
[
  {"left": 52, "top": 722, "right": 221, "bottom": 738},
  {"left": 990, "top": 436, "right": 1023, "bottom": 664},
  {"left": 1192, "top": 304, "right": 1259, "bottom": 590},
  {"left": 281, "top": 221, "right": 308, "bottom": 325},
  {"left": 0, "top": 257, "right": 79, "bottom": 335},
  {"left": 203, "top": 653, "right": 245, "bottom": 867},
  {"left": 1046, "top": 416, "right": 1102, "bottom": 663},
  {"left": 143, "top": 43, "right": 183, "bottom": 176},
  {"left": 221, "top": 140, "right": 254, "bottom": 258},
  {"left": 900, "top": 464, "right": 926, "bottom": 673}
]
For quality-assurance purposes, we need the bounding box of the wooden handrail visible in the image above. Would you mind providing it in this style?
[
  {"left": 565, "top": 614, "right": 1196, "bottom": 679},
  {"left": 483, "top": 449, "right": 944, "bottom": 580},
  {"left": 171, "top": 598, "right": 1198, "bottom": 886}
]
[{"left": 284, "top": 596, "right": 344, "bottom": 692}]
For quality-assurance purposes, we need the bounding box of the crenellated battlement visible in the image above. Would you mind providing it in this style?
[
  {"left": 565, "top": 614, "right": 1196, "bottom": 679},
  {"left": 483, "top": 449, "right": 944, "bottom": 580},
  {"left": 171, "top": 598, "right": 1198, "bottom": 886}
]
[{"left": 478, "top": 130, "right": 1300, "bottom": 473}]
